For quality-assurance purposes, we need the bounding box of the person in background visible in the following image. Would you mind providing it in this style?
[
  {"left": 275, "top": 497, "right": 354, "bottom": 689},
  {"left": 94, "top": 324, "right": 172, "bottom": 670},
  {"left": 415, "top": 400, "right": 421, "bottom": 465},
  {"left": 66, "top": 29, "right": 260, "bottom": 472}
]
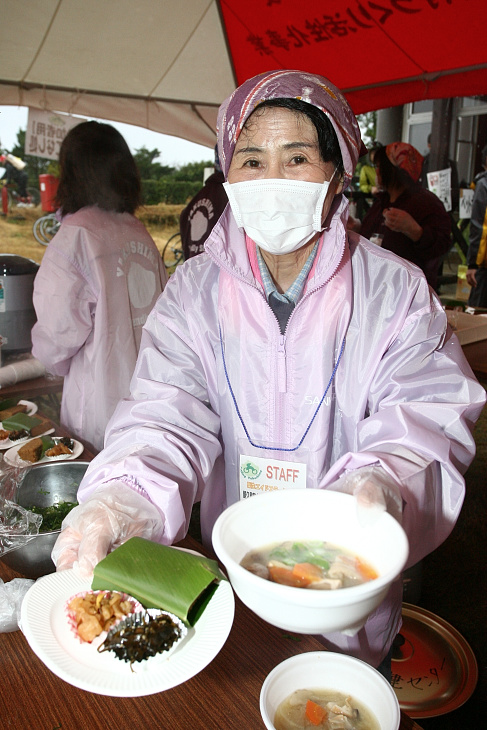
[
  {"left": 360, "top": 143, "right": 451, "bottom": 291},
  {"left": 179, "top": 145, "right": 227, "bottom": 259},
  {"left": 358, "top": 142, "right": 381, "bottom": 195},
  {"left": 51, "top": 72, "right": 485, "bottom": 678},
  {"left": 466, "top": 143, "right": 487, "bottom": 308},
  {"left": 31, "top": 121, "right": 168, "bottom": 452},
  {"left": 0, "top": 153, "right": 29, "bottom": 198}
]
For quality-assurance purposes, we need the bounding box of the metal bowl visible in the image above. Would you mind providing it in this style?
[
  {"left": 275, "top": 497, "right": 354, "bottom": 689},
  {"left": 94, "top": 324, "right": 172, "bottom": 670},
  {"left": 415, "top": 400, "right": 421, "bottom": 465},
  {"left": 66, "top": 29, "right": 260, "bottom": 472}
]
[{"left": 1, "top": 460, "right": 89, "bottom": 578}]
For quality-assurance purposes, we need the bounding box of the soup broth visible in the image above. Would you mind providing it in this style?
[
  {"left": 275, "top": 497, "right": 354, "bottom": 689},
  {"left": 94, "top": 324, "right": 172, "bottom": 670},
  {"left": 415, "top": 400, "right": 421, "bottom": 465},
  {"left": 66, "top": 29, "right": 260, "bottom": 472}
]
[
  {"left": 240, "top": 540, "right": 378, "bottom": 589},
  {"left": 274, "top": 688, "right": 380, "bottom": 730}
]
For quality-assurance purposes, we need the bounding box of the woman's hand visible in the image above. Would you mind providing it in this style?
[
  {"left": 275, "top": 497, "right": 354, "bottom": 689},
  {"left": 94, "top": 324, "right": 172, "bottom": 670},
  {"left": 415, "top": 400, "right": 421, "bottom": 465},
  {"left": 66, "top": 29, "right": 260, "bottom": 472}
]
[
  {"left": 347, "top": 215, "right": 361, "bottom": 232},
  {"left": 51, "top": 483, "right": 165, "bottom": 579},
  {"left": 328, "top": 466, "right": 403, "bottom": 526},
  {"left": 383, "top": 207, "right": 423, "bottom": 241}
]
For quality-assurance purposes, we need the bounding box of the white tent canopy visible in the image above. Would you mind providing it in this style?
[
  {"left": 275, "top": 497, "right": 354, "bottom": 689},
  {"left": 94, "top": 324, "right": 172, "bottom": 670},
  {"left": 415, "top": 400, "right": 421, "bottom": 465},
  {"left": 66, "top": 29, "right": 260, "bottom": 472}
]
[{"left": 0, "top": 0, "right": 236, "bottom": 148}]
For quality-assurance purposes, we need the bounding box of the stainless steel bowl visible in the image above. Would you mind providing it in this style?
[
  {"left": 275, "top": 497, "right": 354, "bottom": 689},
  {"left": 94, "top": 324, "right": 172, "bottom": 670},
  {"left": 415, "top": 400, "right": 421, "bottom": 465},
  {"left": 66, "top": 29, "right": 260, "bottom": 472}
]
[{"left": 1, "top": 460, "right": 89, "bottom": 578}]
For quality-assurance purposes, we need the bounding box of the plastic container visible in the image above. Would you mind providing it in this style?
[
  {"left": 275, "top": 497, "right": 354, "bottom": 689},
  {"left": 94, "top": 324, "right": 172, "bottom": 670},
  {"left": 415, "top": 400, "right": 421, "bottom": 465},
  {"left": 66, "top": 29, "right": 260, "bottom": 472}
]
[
  {"left": 39, "top": 174, "right": 59, "bottom": 213},
  {"left": 0, "top": 254, "right": 39, "bottom": 354}
]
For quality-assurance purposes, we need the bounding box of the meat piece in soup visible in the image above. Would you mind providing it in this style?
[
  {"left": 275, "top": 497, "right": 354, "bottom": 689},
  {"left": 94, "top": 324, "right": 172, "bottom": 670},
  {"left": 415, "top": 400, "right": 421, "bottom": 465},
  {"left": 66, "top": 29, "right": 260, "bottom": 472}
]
[
  {"left": 240, "top": 541, "right": 378, "bottom": 589},
  {"left": 274, "top": 689, "right": 380, "bottom": 730}
]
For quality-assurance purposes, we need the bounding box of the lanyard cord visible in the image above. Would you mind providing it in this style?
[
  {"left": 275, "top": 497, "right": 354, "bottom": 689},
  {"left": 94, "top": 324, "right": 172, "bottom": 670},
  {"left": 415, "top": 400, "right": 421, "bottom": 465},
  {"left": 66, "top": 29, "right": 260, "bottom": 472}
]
[{"left": 219, "top": 324, "right": 345, "bottom": 452}]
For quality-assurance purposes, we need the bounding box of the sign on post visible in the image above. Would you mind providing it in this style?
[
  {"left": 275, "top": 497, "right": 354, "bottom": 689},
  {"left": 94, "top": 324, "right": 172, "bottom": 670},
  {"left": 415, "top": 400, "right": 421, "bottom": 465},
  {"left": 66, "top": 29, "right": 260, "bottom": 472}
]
[
  {"left": 459, "top": 188, "right": 474, "bottom": 219},
  {"left": 25, "top": 109, "right": 86, "bottom": 161},
  {"left": 427, "top": 168, "right": 452, "bottom": 212}
]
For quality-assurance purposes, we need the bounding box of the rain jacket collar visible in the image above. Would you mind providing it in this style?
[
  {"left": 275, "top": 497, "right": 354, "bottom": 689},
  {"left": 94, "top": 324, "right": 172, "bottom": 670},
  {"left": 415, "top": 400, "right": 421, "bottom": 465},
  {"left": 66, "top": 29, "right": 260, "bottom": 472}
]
[{"left": 204, "top": 194, "right": 351, "bottom": 294}]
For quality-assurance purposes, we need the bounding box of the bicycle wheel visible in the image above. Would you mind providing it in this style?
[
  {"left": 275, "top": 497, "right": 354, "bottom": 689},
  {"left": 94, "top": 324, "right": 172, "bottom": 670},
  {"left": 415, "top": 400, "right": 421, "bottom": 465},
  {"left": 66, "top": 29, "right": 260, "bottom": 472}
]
[
  {"left": 33, "top": 216, "right": 50, "bottom": 244},
  {"left": 162, "top": 232, "right": 184, "bottom": 275},
  {"left": 33, "top": 214, "right": 59, "bottom": 245}
]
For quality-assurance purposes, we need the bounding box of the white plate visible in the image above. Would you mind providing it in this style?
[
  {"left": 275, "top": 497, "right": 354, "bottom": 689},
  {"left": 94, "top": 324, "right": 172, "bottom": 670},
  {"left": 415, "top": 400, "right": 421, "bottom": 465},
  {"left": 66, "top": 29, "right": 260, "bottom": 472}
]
[
  {"left": 3, "top": 437, "right": 83, "bottom": 467},
  {"left": 0, "top": 400, "right": 42, "bottom": 449},
  {"left": 0, "top": 427, "right": 55, "bottom": 450},
  {"left": 21, "top": 568, "right": 235, "bottom": 697},
  {"left": 0, "top": 399, "right": 38, "bottom": 418}
]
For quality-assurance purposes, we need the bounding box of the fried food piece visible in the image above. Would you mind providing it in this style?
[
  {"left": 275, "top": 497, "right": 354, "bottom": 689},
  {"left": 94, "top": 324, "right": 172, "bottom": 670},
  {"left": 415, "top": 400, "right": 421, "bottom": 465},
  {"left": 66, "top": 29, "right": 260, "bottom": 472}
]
[
  {"left": 45, "top": 442, "right": 72, "bottom": 458},
  {"left": 67, "top": 591, "right": 136, "bottom": 643}
]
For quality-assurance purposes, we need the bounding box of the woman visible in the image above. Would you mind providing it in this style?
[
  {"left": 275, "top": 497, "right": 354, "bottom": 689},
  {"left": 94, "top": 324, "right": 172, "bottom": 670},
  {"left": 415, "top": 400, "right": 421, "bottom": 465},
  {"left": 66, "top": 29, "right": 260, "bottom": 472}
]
[
  {"left": 358, "top": 143, "right": 381, "bottom": 195},
  {"left": 52, "top": 72, "right": 485, "bottom": 673},
  {"left": 360, "top": 142, "right": 451, "bottom": 291},
  {"left": 31, "top": 121, "right": 167, "bottom": 452}
]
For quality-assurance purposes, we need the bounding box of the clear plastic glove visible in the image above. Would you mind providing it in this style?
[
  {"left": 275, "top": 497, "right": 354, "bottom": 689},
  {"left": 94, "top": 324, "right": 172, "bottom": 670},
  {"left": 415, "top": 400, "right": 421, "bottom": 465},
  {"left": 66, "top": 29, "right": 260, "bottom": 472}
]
[
  {"left": 51, "top": 482, "right": 164, "bottom": 580},
  {"left": 329, "top": 466, "right": 403, "bottom": 527}
]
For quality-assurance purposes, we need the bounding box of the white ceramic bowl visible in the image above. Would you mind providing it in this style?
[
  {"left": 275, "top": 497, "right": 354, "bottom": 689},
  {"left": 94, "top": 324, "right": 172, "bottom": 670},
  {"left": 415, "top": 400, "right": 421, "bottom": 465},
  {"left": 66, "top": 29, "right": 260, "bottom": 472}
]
[
  {"left": 260, "top": 651, "right": 400, "bottom": 730},
  {"left": 211, "top": 489, "right": 408, "bottom": 634}
]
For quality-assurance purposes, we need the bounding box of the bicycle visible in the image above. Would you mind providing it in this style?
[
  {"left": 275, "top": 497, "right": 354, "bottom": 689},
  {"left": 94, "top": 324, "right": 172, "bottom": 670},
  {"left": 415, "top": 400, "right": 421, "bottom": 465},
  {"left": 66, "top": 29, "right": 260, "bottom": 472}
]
[
  {"left": 162, "top": 232, "right": 184, "bottom": 275},
  {"left": 32, "top": 212, "right": 60, "bottom": 245},
  {"left": 0, "top": 179, "right": 41, "bottom": 213}
]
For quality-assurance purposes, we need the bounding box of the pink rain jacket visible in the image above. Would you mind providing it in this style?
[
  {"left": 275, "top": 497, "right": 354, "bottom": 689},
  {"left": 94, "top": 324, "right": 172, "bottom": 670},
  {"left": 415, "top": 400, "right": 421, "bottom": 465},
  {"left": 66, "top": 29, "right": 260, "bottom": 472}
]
[
  {"left": 78, "top": 196, "right": 485, "bottom": 665},
  {"left": 31, "top": 206, "right": 167, "bottom": 452}
]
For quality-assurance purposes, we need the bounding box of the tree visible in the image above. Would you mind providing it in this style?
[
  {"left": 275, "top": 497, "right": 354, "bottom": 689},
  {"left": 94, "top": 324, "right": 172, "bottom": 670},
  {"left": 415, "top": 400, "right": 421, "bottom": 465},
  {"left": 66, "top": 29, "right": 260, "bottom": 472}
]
[
  {"left": 133, "top": 147, "right": 174, "bottom": 180},
  {"left": 172, "top": 160, "right": 213, "bottom": 183},
  {"left": 357, "top": 112, "right": 377, "bottom": 149}
]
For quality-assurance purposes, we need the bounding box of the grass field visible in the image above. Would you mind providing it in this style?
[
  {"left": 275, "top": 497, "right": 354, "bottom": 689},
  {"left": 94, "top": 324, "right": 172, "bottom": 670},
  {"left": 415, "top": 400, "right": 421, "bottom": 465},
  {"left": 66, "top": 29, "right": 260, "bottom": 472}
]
[{"left": 0, "top": 203, "right": 184, "bottom": 265}]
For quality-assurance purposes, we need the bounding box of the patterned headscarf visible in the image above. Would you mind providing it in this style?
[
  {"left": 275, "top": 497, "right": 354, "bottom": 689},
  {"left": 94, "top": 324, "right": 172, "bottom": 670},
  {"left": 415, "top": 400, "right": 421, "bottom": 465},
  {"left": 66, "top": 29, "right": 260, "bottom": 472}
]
[
  {"left": 216, "top": 70, "right": 366, "bottom": 188},
  {"left": 385, "top": 142, "right": 424, "bottom": 182}
]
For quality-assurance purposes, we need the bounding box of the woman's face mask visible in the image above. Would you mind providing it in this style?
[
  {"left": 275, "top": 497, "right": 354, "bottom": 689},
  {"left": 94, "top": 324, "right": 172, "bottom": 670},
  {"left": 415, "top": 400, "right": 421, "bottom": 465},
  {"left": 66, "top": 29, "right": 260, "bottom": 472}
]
[
  {"left": 223, "top": 176, "right": 336, "bottom": 255},
  {"left": 226, "top": 106, "right": 341, "bottom": 255}
]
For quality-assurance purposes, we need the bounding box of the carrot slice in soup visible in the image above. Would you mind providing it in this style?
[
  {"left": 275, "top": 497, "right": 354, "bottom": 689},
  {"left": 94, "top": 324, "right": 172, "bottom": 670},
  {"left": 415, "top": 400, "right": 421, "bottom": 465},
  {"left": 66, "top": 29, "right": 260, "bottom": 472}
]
[
  {"left": 268, "top": 563, "right": 304, "bottom": 587},
  {"left": 292, "top": 562, "right": 324, "bottom": 585},
  {"left": 356, "top": 558, "right": 379, "bottom": 581},
  {"left": 305, "top": 699, "right": 328, "bottom": 725}
]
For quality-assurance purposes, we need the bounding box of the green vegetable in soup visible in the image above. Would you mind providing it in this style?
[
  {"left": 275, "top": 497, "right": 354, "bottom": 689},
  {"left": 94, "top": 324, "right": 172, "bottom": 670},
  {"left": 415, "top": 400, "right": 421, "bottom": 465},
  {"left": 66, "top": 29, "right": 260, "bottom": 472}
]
[
  {"left": 28, "top": 501, "right": 78, "bottom": 532},
  {"left": 269, "top": 541, "right": 337, "bottom": 570},
  {"left": 241, "top": 540, "right": 379, "bottom": 589}
]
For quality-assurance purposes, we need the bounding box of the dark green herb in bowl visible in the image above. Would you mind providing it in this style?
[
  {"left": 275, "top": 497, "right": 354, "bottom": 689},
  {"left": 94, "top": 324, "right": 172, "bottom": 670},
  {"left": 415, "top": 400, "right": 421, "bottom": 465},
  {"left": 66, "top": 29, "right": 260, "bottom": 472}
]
[{"left": 29, "top": 501, "right": 78, "bottom": 532}]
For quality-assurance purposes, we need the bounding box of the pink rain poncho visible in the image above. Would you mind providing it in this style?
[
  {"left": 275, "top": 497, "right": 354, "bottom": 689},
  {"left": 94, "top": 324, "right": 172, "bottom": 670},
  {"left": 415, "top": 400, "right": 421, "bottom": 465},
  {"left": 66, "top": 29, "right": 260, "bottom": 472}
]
[
  {"left": 76, "top": 72, "right": 486, "bottom": 666},
  {"left": 31, "top": 206, "right": 167, "bottom": 452}
]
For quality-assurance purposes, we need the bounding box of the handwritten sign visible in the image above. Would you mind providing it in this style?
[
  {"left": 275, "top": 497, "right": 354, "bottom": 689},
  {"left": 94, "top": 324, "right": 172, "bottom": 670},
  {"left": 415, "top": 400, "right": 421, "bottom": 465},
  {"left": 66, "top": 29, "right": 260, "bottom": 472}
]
[
  {"left": 459, "top": 188, "right": 474, "bottom": 219},
  {"left": 25, "top": 109, "right": 86, "bottom": 161},
  {"left": 427, "top": 168, "right": 452, "bottom": 212}
]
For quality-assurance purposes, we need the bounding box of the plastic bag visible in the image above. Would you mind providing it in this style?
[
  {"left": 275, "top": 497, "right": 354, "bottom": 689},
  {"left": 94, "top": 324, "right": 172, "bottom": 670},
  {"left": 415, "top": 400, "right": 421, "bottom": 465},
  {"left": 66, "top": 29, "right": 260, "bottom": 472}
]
[
  {"left": 0, "top": 465, "right": 42, "bottom": 557},
  {"left": 0, "top": 577, "right": 35, "bottom": 632}
]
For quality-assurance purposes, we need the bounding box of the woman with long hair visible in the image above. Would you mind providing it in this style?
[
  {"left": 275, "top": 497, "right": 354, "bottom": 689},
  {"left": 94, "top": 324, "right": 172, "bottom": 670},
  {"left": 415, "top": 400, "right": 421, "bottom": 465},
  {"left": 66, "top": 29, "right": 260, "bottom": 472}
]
[{"left": 32, "top": 121, "right": 167, "bottom": 451}]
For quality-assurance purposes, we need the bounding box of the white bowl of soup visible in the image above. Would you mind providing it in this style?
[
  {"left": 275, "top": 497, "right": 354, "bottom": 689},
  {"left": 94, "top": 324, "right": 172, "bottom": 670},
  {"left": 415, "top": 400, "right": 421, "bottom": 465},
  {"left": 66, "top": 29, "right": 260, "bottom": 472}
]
[
  {"left": 260, "top": 651, "right": 400, "bottom": 730},
  {"left": 211, "top": 489, "right": 408, "bottom": 634}
]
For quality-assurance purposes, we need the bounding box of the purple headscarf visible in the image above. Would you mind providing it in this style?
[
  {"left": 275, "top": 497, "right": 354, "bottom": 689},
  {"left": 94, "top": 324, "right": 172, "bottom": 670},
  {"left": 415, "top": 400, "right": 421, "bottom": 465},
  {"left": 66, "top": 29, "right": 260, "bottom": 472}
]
[{"left": 217, "top": 70, "right": 366, "bottom": 188}]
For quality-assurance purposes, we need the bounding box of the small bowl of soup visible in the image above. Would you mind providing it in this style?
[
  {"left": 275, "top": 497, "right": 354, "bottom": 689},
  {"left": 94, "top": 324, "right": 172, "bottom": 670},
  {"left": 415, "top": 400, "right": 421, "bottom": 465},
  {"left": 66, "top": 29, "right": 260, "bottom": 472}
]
[
  {"left": 211, "top": 489, "right": 408, "bottom": 634},
  {"left": 260, "top": 651, "right": 400, "bottom": 730}
]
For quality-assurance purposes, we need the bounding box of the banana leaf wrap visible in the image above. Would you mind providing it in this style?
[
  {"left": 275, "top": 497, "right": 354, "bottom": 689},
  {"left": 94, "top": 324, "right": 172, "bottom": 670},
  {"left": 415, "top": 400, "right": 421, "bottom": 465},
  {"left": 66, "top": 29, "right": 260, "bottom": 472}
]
[
  {"left": 2, "top": 413, "right": 41, "bottom": 430},
  {"left": 92, "top": 537, "right": 227, "bottom": 626}
]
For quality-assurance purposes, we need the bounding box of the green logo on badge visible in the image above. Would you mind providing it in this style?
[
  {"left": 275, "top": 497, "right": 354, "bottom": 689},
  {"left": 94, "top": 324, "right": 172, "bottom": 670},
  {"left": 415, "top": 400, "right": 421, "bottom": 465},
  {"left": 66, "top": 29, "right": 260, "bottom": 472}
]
[{"left": 240, "top": 460, "right": 262, "bottom": 479}]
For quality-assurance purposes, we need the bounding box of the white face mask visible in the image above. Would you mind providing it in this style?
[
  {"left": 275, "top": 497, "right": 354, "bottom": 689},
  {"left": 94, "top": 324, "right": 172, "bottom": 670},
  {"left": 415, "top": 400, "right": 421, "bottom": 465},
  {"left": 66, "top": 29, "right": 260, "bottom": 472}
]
[{"left": 223, "top": 175, "right": 335, "bottom": 255}]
